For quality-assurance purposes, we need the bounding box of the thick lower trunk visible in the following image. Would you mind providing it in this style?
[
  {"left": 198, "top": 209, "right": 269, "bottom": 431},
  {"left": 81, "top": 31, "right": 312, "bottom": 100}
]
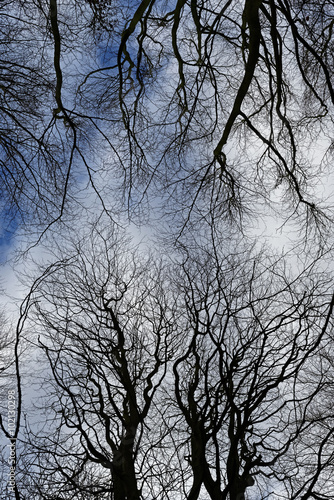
[
  {"left": 112, "top": 441, "right": 140, "bottom": 500},
  {"left": 226, "top": 445, "right": 254, "bottom": 500}
]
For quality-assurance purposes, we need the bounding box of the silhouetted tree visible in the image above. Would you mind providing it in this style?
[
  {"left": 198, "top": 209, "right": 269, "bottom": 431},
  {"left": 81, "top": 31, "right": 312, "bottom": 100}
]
[
  {"left": 2, "top": 0, "right": 334, "bottom": 239},
  {"left": 114, "top": 0, "right": 334, "bottom": 233},
  {"left": 2, "top": 2, "right": 334, "bottom": 498},
  {"left": 20, "top": 226, "right": 177, "bottom": 499},
  {"left": 13, "top": 223, "right": 334, "bottom": 499},
  {"left": 171, "top": 231, "right": 334, "bottom": 499}
]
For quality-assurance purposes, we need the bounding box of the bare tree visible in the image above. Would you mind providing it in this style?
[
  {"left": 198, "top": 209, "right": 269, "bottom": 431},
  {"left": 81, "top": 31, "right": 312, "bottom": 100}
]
[
  {"left": 3, "top": 216, "right": 334, "bottom": 499},
  {"left": 19, "top": 225, "right": 177, "bottom": 499},
  {"left": 0, "top": 268, "right": 57, "bottom": 499},
  {"left": 0, "top": 0, "right": 122, "bottom": 240},
  {"left": 112, "top": 0, "right": 334, "bottom": 234},
  {"left": 0, "top": 0, "right": 70, "bottom": 230},
  {"left": 1, "top": 0, "right": 334, "bottom": 245},
  {"left": 285, "top": 334, "right": 334, "bottom": 500},
  {"left": 171, "top": 232, "right": 334, "bottom": 499},
  {"left": 2, "top": 1, "right": 334, "bottom": 498}
]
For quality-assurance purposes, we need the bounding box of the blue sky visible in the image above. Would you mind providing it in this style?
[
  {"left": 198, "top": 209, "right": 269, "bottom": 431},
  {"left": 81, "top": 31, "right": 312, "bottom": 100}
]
[{"left": 0, "top": 209, "right": 19, "bottom": 264}]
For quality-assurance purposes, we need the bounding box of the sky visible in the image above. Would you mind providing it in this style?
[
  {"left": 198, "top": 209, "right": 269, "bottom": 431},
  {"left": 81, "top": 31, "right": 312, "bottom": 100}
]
[{"left": 2, "top": 1, "right": 334, "bottom": 498}]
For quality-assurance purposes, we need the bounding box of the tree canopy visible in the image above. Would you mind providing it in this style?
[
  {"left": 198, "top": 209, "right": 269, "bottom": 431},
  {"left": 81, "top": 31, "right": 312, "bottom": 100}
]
[
  {"left": 1, "top": 0, "right": 334, "bottom": 236},
  {"left": 1, "top": 1, "right": 334, "bottom": 499}
]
